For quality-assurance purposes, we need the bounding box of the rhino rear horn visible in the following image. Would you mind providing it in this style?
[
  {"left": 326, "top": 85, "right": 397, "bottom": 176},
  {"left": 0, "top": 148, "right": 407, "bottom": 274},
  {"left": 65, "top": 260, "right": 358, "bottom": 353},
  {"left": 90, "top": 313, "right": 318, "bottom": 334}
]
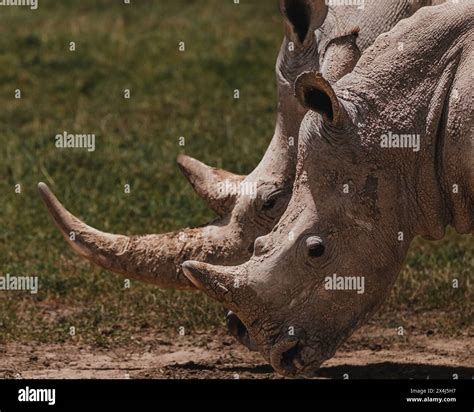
[
  {"left": 37, "top": 182, "right": 225, "bottom": 290},
  {"left": 280, "top": 0, "right": 328, "bottom": 45},
  {"left": 177, "top": 155, "right": 245, "bottom": 217}
]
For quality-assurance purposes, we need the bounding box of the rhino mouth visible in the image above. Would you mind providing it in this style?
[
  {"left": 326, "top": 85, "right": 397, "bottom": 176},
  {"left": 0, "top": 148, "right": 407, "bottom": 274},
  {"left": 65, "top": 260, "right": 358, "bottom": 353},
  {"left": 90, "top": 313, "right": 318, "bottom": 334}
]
[
  {"left": 269, "top": 338, "right": 326, "bottom": 378},
  {"left": 227, "top": 311, "right": 324, "bottom": 377}
]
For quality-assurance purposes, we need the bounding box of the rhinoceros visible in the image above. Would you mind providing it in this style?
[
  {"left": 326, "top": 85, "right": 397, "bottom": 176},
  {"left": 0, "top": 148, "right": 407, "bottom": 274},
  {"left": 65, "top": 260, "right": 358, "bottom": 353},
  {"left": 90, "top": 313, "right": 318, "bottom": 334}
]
[
  {"left": 182, "top": 2, "right": 473, "bottom": 377},
  {"left": 38, "top": 1, "right": 441, "bottom": 347}
]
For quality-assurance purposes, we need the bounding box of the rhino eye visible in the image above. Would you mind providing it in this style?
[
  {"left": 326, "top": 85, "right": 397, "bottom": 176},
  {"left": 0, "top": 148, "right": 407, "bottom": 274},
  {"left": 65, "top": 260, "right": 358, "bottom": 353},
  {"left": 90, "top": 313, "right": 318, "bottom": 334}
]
[
  {"left": 306, "top": 236, "right": 325, "bottom": 258},
  {"left": 262, "top": 197, "right": 277, "bottom": 211},
  {"left": 262, "top": 191, "right": 283, "bottom": 211},
  {"left": 261, "top": 189, "right": 290, "bottom": 216}
]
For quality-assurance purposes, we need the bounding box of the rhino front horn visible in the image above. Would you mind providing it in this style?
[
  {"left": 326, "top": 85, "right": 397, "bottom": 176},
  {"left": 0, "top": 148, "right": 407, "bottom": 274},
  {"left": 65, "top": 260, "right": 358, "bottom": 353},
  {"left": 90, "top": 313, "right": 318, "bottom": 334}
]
[{"left": 181, "top": 261, "right": 250, "bottom": 308}]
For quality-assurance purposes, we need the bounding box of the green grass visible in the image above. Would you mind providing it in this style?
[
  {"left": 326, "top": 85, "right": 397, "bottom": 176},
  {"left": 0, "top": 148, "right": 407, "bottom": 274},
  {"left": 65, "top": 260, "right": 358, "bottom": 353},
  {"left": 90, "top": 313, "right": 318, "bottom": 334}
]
[{"left": 0, "top": 0, "right": 472, "bottom": 345}]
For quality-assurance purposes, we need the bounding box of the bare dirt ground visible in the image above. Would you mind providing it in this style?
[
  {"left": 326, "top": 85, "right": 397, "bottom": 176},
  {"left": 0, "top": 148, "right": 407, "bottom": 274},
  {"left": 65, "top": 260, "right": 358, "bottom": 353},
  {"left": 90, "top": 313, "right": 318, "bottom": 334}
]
[{"left": 1, "top": 323, "right": 472, "bottom": 379}]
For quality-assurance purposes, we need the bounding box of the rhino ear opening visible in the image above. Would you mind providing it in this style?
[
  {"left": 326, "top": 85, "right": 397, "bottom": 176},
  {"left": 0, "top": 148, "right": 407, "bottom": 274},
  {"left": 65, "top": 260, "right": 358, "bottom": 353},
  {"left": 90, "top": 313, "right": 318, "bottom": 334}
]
[
  {"left": 295, "top": 71, "right": 342, "bottom": 125},
  {"left": 280, "top": 0, "right": 328, "bottom": 45},
  {"left": 304, "top": 86, "right": 334, "bottom": 121}
]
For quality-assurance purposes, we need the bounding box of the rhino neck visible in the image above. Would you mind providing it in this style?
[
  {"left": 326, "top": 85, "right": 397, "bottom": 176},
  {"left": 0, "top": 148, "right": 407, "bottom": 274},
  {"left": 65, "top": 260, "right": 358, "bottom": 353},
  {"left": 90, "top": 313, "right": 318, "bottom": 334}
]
[
  {"left": 404, "top": 109, "right": 474, "bottom": 240},
  {"left": 393, "top": 33, "right": 473, "bottom": 239},
  {"left": 428, "top": 47, "right": 474, "bottom": 237},
  {"left": 375, "top": 53, "right": 471, "bottom": 241},
  {"left": 339, "top": 3, "right": 473, "bottom": 240}
]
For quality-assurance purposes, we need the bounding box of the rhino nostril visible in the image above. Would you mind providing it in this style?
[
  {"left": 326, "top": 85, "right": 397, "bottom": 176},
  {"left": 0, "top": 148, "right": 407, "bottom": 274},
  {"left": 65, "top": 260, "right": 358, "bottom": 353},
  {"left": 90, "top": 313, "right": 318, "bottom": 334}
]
[
  {"left": 226, "top": 311, "right": 246, "bottom": 337},
  {"left": 226, "top": 311, "right": 258, "bottom": 351}
]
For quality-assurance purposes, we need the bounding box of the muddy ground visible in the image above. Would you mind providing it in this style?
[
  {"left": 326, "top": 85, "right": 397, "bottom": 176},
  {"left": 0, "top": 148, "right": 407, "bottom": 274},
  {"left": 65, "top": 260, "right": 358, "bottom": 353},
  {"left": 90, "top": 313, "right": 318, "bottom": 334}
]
[{"left": 1, "top": 322, "right": 472, "bottom": 379}]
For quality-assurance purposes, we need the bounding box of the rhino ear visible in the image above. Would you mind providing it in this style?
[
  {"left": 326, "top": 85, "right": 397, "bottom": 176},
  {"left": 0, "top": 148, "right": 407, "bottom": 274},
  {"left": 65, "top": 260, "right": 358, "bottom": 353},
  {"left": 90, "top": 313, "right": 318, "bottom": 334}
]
[
  {"left": 280, "top": 0, "right": 328, "bottom": 45},
  {"left": 294, "top": 71, "right": 344, "bottom": 126}
]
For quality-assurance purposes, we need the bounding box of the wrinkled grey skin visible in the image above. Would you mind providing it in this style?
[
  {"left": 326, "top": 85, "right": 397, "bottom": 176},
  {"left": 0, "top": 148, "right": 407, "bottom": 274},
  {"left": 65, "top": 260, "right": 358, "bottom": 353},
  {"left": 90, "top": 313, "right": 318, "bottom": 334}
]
[
  {"left": 183, "top": 3, "right": 473, "bottom": 377},
  {"left": 39, "top": 1, "right": 438, "bottom": 349}
]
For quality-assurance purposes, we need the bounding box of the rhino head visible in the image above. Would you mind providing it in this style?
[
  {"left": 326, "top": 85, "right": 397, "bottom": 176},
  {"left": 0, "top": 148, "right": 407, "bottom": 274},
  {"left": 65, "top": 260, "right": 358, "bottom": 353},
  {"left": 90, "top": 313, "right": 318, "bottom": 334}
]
[
  {"left": 38, "top": 3, "right": 361, "bottom": 292},
  {"left": 182, "top": 3, "right": 473, "bottom": 376},
  {"left": 181, "top": 76, "right": 411, "bottom": 376},
  {"left": 38, "top": 0, "right": 431, "bottom": 352}
]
